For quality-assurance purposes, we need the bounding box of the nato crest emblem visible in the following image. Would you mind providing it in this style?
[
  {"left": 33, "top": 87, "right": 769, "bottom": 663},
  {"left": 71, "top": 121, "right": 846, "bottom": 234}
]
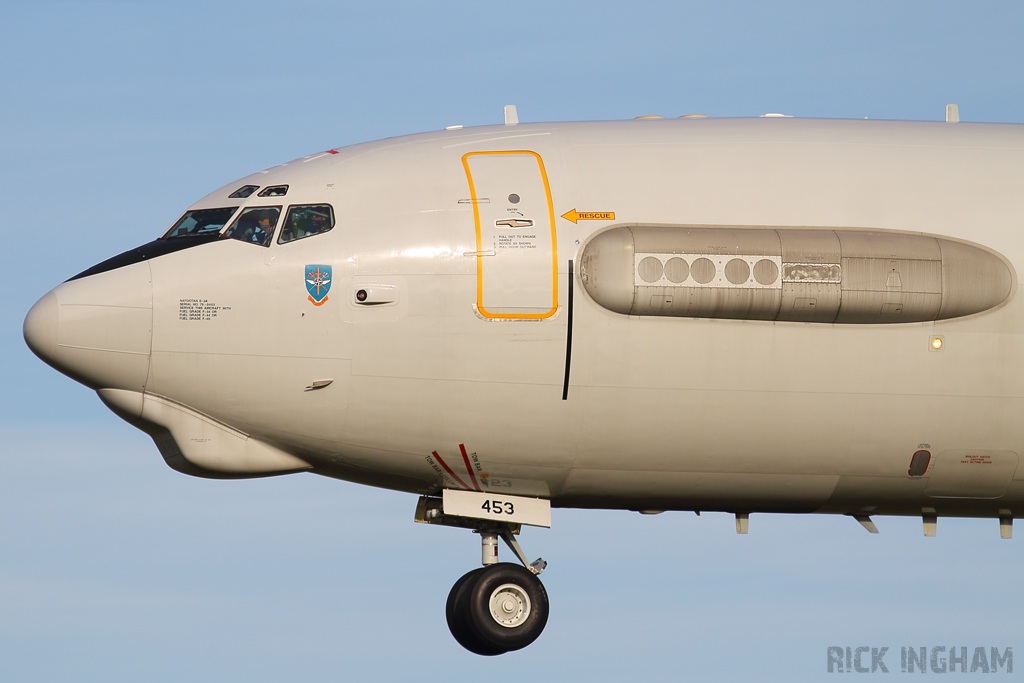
[{"left": 305, "top": 264, "right": 332, "bottom": 306}]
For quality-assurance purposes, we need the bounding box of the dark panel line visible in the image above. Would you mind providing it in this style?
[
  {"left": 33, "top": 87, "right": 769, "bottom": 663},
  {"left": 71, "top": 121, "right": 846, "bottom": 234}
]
[{"left": 562, "top": 259, "right": 574, "bottom": 400}]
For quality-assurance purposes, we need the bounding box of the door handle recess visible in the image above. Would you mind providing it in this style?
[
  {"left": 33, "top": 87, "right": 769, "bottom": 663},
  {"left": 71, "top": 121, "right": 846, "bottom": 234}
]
[{"left": 494, "top": 219, "right": 533, "bottom": 228}]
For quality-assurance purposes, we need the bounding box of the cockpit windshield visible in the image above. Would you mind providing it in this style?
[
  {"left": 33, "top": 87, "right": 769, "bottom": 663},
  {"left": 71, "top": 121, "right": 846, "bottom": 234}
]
[
  {"left": 278, "top": 204, "right": 335, "bottom": 244},
  {"left": 223, "top": 206, "right": 281, "bottom": 247},
  {"left": 162, "top": 207, "right": 238, "bottom": 239}
]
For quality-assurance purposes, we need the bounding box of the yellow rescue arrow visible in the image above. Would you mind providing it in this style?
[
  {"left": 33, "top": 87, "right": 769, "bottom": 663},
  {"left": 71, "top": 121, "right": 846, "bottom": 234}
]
[{"left": 561, "top": 209, "right": 615, "bottom": 224}]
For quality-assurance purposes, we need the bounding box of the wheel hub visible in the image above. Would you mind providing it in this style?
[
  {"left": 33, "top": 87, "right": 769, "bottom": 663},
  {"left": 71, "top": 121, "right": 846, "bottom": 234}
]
[{"left": 488, "top": 583, "right": 531, "bottom": 628}]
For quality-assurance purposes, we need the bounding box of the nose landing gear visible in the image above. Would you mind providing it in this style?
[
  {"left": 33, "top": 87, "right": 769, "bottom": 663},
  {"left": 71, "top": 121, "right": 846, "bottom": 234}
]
[{"left": 416, "top": 496, "right": 550, "bottom": 655}]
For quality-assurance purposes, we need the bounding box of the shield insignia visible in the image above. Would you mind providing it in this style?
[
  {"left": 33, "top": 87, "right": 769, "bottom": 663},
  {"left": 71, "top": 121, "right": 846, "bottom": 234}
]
[{"left": 305, "top": 264, "right": 332, "bottom": 306}]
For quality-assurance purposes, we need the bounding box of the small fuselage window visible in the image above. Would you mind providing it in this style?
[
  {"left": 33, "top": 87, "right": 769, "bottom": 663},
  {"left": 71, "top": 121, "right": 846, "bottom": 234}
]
[
  {"left": 258, "top": 185, "right": 289, "bottom": 197},
  {"left": 229, "top": 185, "right": 260, "bottom": 199},
  {"left": 278, "top": 204, "right": 335, "bottom": 244},
  {"left": 163, "top": 207, "right": 238, "bottom": 239},
  {"left": 224, "top": 206, "right": 282, "bottom": 247}
]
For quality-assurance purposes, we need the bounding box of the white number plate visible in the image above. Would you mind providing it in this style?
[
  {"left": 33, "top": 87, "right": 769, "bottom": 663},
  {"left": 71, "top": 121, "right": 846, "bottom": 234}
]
[{"left": 442, "top": 489, "right": 551, "bottom": 528}]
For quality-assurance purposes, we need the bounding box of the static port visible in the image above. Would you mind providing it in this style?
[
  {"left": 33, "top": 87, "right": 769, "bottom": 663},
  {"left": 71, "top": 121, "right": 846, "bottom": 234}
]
[{"left": 356, "top": 289, "right": 368, "bottom": 302}]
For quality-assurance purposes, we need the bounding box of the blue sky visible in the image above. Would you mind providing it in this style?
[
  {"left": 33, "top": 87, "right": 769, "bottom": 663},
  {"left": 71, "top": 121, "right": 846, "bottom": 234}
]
[{"left": 3, "top": 2, "right": 1024, "bottom": 681}]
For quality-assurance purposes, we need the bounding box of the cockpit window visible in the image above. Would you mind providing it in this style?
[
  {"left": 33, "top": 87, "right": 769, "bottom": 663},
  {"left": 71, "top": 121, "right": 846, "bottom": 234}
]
[
  {"left": 162, "top": 207, "right": 238, "bottom": 239},
  {"left": 278, "top": 204, "right": 334, "bottom": 244},
  {"left": 223, "top": 206, "right": 281, "bottom": 247},
  {"left": 258, "top": 185, "right": 289, "bottom": 197},
  {"left": 229, "top": 185, "right": 259, "bottom": 199}
]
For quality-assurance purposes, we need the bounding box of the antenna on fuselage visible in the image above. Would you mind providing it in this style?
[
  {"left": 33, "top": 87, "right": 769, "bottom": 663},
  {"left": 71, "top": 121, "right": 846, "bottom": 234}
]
[{"left": 504, "top": 104, "right": 518, "bottom": 126}]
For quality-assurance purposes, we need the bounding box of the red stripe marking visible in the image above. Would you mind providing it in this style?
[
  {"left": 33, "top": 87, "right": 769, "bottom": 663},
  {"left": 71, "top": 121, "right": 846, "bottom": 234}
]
[
  {"left": 432, "top": 451, "right": 471, "bottom": 490},
  {"left": 459, "top": 444, "right": 481, "bottom": 491},
  {"left": 326, "top": 149, "right": 339, "bottom": 155}
]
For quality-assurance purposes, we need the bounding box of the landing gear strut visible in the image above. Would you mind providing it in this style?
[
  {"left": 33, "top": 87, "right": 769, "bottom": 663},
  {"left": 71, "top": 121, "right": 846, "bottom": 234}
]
[{"left": 416, "top": 496, "right": 550, "bottom": 655}]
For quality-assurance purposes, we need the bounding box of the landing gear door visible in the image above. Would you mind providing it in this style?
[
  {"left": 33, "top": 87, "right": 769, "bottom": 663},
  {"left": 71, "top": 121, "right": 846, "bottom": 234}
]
[{"left": 462, "top": 151, "right": 558, "bottom": 320}]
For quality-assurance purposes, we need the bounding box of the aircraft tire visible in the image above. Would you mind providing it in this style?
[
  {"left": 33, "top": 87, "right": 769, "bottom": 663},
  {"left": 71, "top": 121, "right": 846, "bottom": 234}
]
[
  {"left": 445, "top": 568, "right": 506, "bottom": 656},
  {"left": 463, "top": 563, "right": 549, "bottom": 653}
]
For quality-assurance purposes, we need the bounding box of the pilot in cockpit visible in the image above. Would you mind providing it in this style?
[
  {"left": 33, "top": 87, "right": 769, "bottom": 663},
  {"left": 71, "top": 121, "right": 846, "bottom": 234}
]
[
  {"left": 249, "top": 212, "right": 273, "bottom": 245},
  {"left": 225, "top": 208, "right": 277, "bottom": 246}
]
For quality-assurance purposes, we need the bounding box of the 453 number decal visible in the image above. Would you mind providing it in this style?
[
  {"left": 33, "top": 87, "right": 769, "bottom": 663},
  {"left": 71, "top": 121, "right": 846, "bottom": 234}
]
[
  {"left": 442, "top": 489, "right": 551, "bottom": 528},
  {"left": 481, "top": 499, "right": 514, "bottom": 515}
]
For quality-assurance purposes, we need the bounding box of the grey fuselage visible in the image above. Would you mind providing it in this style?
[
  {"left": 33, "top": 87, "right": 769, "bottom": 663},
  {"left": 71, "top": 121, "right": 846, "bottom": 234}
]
[{"left": 24, "top": 117, "right": 1024, "bottom": 520}]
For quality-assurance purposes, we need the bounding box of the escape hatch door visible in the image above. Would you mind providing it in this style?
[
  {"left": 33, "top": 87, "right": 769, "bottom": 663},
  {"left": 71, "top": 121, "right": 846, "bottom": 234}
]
[{"left": 462, "top": 151, "right": 558, "bottom": 319}]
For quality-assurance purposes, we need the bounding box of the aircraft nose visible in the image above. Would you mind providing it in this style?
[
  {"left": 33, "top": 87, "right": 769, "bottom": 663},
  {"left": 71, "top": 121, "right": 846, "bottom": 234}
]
[
  {"left": 23, "top": 262, "right": 153, "bottom": 391},
  {"left": 23, "top": 291, "right": 59, "bottom": 365}
]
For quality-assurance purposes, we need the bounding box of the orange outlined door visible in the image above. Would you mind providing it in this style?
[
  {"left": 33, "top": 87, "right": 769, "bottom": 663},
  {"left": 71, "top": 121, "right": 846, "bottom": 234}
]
[{"left": 463, "top": 151, "right": 558, "bottom": 319}]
